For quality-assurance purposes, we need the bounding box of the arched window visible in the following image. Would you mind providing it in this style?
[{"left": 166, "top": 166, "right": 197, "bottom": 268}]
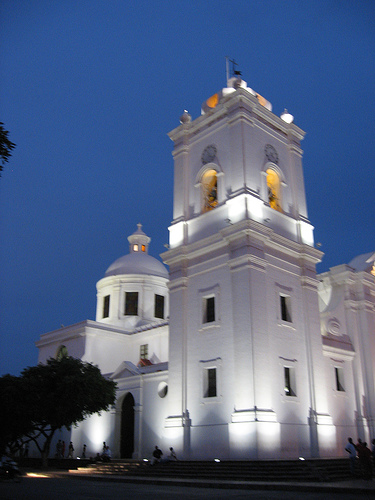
[
  {"left": 266, "top": 168, "right": 282, "bottom": 212},
  {"left": 202, "top": 169, "right": 218, "bottom": 213}
]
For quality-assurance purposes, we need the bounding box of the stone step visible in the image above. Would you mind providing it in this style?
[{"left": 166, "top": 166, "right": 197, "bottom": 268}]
[{"left": 83, "top": 458, "right": 352, "bottom": 482}]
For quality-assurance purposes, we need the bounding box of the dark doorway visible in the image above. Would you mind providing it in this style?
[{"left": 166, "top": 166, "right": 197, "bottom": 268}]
[{"left": 120, "top": 392, "right": 135, "bottom": 458}]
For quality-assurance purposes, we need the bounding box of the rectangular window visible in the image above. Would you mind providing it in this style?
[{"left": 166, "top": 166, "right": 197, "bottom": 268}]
[
  {"left": 103, "top": 295, "right": 110, "bottom": 318},
  {"left": 140, "top": 344, "right": 148, "bottom": 360},
  {"left": 154, "top": 294, "right": 165, "bottom": 319},
  {"left": 203, "top": 297, "right": 215, "bottom": 323},
  {"left": 335, "top": 367, "right": 345, "bottom": 392},
  {"left": 125, "top": 292, "right": 138, "bottom": 316},
  {"left": 200, "top": 358, "right": 221, "bottom": 402},
  {"left": 280, "top": 295, "right": 292, "bottom": 322},
  {"left": 284, "top": 367, "right": 296, "bottom": 397},
  {"left": 204, "top": 368, "right": 217, "bottom": 398}
]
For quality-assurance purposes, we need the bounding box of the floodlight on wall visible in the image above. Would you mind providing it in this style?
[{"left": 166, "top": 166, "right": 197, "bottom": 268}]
[{"left": 280, "top": 109, "right": 294, "bottom": 124}]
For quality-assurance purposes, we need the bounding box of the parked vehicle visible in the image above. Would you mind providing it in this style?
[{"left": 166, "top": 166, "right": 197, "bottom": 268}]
[{"left": 0, "top": 455, "right": 21, "bottom": 481}]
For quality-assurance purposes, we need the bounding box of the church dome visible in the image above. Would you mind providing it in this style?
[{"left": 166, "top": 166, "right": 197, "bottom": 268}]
[
  {"left": 348, "top": 251, "right": 375, "bottom": 273},
  {"left": 104, "top": 224, "right": 168, "bottom": 279},
  {"left": 105, "top": 252, "right": 168, "bottom": 278}
]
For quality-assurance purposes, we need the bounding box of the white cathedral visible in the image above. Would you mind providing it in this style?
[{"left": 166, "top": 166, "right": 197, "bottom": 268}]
[{"left": 36, "top": 75, "right": 375, "bottom": 461}]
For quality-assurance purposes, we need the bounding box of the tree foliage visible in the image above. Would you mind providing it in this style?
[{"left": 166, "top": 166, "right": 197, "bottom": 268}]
[
  {"left": 0, "top": 357, "right": 117, "bottom": 464},
  {"left": 0, "top": 375, "right": 33, "bottom": 454},
  {"left": 0, "top": 122, "right": 16, "bottom": 175}
]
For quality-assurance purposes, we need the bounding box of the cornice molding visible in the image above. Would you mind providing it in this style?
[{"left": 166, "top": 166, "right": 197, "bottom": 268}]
[
  {"left": 164, "top": 218, "right": 322, "bottom": 270},
  {"left": 344, "top": 299, "right": 374, "bottom": 312},
  {"left": 322, "top": 342, "right": 356, "bottom": 360},
  {"left": 228, "top": 253, "right": 267, "bottom": 273},
  {"left": 168, "top": 277, "right": 188, "bottom": 292},
  {"left": 168, "top": 87, "right": 305, "bottom": 145}
]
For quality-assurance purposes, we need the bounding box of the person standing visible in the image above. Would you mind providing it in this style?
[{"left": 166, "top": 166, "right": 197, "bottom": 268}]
[
  {"left": 56, "top": 440, "right": 62, "bottom": 458},
  {"left": 358, "top": 442, "right": 372, "bottom": 479},
  {"left": 82, "top": 444, "right": 86, "bottom": 458},
  {"left": 68, "top": 441, "right": 74, "bottom": 459},
  {"left": 61, "top": 440, "right": 66, "bottom": 458},
  {"left": 168, "top": 447, "right": 177, "bottom": 461},
  {"left": 345, "top": 437, "right": 357, "bottom": 475}
]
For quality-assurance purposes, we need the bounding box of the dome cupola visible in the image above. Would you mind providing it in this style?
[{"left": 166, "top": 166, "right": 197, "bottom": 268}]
[
  {"left": 96, "top": 224, "right": 169, "bottom": 329},
  {"left": 104, "top": 224, "right": 168, "bottom": 279},
  {"left": 128, "top": 223, "right": 151, "bottom": 254}
]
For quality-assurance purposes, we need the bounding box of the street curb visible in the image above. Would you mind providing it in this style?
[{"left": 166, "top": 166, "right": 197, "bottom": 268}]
[{"left": 49, "top": 471, "right": 375, "bottom": 494}]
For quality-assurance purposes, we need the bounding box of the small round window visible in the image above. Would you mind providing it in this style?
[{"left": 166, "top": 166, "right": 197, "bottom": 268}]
[
  {"left": 56, "top": 345, "right": 68, "bottom": 360},
  {"left": 158, "top": 381, "right": 168, "bottom": 398}
]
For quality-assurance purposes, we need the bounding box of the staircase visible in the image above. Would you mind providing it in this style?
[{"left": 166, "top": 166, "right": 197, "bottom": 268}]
[{"left": 79, "top": 458, "right": 352, "bottom": 483}]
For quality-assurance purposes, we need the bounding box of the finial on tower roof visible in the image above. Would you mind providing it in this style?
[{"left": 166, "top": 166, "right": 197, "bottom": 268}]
[
  {"left": 180, "top": 109, "right": 192, "bottom": 124},
  {"left": 225, "top": 56, "right": 241, "bottom": 85}
]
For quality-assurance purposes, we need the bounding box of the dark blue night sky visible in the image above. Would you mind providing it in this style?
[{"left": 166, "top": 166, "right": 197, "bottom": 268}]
[{"left": 1, "top": 0, "right": 374, "bottom": 376}]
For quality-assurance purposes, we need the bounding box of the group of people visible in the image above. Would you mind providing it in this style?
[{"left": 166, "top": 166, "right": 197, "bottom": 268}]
[
  {"left": 151, "top": 445, "right": 177, "bottom": 465},
  {"left": 55, "top": 440, "right": 111, "bottom": 461},
  {"left": 55, "top": 440, "right": 75, "bottom": 459},
  {"left": 345, "top": 437, "right": 375, "bottom": 479}
]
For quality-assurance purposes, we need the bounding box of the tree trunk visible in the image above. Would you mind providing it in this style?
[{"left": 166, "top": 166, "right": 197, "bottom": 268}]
[
  {"left": 41, "top": 448, "right": 49, "bottom": 468},
  {"left": 41, "top": 432, "right": 54, "bottom": 468}
]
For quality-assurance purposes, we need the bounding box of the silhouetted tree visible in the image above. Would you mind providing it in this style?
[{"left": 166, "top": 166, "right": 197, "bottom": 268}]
[
  {"left": 0, "top": 122, "right": 16, "bottom": 175},
  {"left": 0, "top": 357, "right": 117, "bottom": 466},
  {"left": 0, "top": 375, "right": 33, "bottom": 455}
]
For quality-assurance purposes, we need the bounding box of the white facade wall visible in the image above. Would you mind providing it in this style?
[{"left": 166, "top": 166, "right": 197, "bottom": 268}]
[
  {"left": 37, "top": 321, "right": 168, "bottom": 376},
  {"left": 319, "top": 260, "right": 375, "bottom": 446}
]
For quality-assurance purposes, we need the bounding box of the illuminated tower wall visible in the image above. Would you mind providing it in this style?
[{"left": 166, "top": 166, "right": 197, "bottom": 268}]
[{"left": 162, "top": 77, "right": 335, "bottom": 459}]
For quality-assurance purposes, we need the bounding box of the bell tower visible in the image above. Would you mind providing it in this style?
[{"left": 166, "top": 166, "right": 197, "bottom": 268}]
[
  {"left": 162, "top": 75, "right": 333, "bottom": 459},
  {"left": 167, "top": 76, "right": 313, "bottom": 249}
]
